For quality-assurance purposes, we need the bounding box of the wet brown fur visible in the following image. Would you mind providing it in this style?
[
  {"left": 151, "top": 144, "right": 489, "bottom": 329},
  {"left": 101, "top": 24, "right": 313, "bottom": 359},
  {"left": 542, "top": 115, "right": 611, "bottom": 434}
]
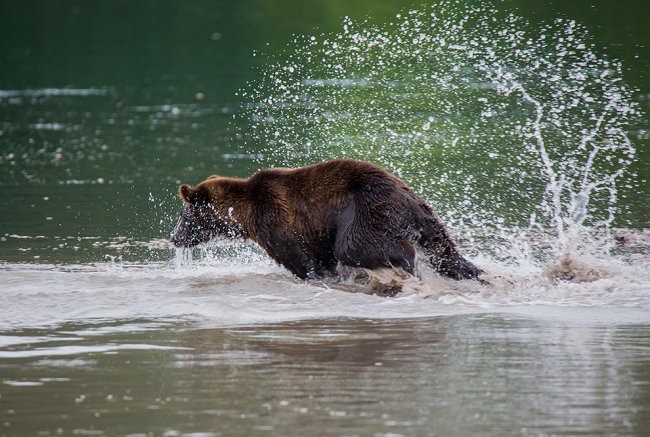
[{"left": 171, "top": 159, "right": 482, "bottom": 281}]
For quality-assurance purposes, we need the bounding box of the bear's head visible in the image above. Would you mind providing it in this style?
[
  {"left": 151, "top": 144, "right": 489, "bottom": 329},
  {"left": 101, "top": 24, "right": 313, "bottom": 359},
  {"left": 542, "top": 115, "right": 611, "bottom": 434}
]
[{"left": 170, "top": 180, "right": 243, "bottom": 247}]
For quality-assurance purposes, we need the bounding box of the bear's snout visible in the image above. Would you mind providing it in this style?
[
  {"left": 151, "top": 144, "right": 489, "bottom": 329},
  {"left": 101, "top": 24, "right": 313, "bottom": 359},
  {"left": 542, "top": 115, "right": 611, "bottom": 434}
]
[
  {"left": 170, "top": 224, "right": 187, "bottom": 247},
  {"left": 170, "top": 211, "right": 192, "bottom": 247},
  {"left": 170, "top": 227, "right": 202, "bottom": 247},
  {"left": 169, "top": 208, "right": 215, "bottom": 248}
]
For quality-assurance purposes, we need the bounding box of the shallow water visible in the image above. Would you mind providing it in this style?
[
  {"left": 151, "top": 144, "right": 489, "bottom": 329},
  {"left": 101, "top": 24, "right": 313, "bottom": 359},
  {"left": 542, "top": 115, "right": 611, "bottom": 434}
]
[
  {"left": 2, "top": 244, "right": 650, "bottom": 435},
  {"left": 2, "top": 0, "right": 650, "bottom": 435},
  {"left": 2, "top": 268, "right": 650, "bottom": 435}
]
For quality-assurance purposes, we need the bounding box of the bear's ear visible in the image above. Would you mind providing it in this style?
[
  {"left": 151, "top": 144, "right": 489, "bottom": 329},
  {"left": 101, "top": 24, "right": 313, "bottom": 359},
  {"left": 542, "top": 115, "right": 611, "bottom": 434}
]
[
  {"left": 207, "top": 174, "right": 219, "bottom": 180},
  {"left": 179, "top": 184, "right": 193, "bottom": 203}
]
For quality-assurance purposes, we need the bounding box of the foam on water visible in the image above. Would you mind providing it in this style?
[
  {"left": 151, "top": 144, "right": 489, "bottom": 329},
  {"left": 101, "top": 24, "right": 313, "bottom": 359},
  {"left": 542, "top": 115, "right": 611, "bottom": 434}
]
[{"left": 1, "top": 230, "right": 649, "bottom": 332}]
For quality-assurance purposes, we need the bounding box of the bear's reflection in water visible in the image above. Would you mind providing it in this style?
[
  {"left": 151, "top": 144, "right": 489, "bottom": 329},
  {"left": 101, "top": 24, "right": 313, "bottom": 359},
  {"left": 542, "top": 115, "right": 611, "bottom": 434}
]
[{"left": 178, "top": 318, "right": 447, "bottom": 368}]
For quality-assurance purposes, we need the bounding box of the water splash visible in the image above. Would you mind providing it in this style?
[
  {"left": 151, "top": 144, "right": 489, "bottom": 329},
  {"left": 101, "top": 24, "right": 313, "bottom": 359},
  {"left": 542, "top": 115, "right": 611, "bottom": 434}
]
[{"left": 235, "top": 1, "right": 642, "bottom": 265}]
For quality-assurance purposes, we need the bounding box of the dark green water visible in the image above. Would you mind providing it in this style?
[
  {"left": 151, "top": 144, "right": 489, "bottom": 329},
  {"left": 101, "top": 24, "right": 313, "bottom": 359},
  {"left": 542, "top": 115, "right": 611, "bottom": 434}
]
[
  {"left": 1, "top": 0, "right": 648, "bottom": 263},
  {"left": 1, "top": 1, "right": 650, "bottom": 436}
]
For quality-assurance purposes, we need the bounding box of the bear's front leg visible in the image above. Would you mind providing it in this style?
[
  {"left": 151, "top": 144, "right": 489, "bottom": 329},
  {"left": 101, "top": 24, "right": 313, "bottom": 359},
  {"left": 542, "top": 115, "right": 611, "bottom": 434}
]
[{"left": 254, "top": 231, "right": 328, "bottom": 280}]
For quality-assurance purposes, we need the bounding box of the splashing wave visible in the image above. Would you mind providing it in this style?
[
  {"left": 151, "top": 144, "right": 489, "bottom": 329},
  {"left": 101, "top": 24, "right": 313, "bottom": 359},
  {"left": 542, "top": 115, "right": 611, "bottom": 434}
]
[{"left": 236, "top": 1, "right": 643, "bottom": 266}]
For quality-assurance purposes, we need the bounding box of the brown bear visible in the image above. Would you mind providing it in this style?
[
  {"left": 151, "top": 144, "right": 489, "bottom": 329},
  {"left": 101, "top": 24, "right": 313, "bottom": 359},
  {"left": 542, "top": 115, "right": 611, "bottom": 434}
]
[{"left": 170, "top": 159, "right": 482, "bottom": 281}]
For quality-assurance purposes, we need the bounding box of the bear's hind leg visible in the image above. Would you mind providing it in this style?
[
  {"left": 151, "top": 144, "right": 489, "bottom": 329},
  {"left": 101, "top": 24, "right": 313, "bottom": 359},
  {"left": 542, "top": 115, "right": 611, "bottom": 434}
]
[
  {"left": 418, "top": 218, "right": 483, "bottom": 280},
  {"left": 387, "top": 239, "right": 416, "bottom": 275},
  {"left": 334, "top": 236, "right": 416, "bottom": 275},
  {"left": 333, "top": 198, "right": 416, "bottom": 275}
]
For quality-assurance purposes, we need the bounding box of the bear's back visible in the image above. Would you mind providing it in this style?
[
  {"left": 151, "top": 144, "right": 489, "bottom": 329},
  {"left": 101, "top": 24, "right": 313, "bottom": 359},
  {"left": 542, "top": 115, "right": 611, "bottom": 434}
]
[{"left": 249, "top": 159, "right": 402, "bottom": 198}]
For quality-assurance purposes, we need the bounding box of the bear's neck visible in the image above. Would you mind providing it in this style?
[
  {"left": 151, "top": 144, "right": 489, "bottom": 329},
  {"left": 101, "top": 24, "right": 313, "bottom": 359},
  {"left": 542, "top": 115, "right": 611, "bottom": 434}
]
[{"left": 212, "top": 178, "right": 255, "bottom": 238}]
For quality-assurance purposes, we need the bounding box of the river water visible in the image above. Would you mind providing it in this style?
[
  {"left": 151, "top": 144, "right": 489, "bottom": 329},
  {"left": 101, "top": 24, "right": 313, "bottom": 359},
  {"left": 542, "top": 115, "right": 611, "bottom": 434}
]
[{"left": 1, "top": 1, "right": 650, "bottom": 435}]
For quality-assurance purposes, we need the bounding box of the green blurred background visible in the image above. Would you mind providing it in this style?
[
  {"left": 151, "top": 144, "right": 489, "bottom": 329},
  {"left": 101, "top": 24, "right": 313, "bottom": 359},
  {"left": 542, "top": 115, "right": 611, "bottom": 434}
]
[{"left": 0, "top": 0, "right": 648, "bottom": 263}]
